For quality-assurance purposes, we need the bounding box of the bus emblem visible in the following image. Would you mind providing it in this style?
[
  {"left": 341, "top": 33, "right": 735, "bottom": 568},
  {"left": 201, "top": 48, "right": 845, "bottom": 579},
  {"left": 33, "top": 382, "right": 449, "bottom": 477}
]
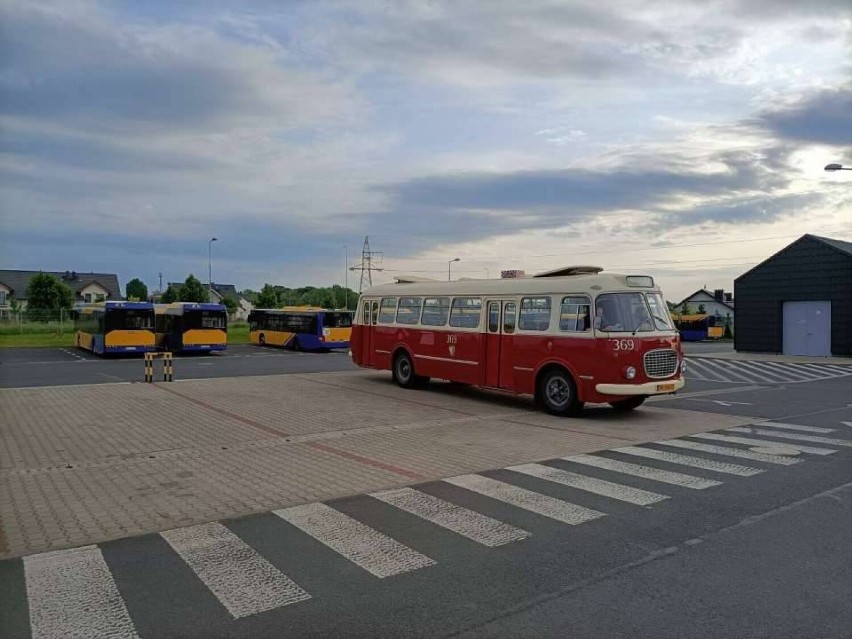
[{"left": 448, "top": 345, "right": 456, "bottom": 356}]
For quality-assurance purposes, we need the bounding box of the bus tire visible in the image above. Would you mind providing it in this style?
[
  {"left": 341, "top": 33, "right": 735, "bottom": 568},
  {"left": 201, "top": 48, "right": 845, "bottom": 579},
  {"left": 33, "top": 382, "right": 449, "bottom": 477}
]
[
  {"left": 538, "top": 368, "right": 583, "bottom": 416},
  {"left": 293, "top": 338, "right": 302, "bottom": 352},
  {"left": 392, "top": 351, "right": 421, "bottom": 389},
  {"left": 259, "top": 333, "right": 266, "bottom": 346},
  {"left": 609, "top": 396, "right": 646, "bottom": 411}
]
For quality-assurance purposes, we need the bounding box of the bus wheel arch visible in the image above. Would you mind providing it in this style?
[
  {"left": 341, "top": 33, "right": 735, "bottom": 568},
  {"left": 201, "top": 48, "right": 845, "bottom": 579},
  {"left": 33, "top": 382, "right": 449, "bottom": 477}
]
[
  {"left": 535, "top": 364, "right": 584, "bottom": 417},
  {"left": 259, "top": 333, "right": 266, "bottom": 346},
  {"left": 392, "top": 348, "right": 429, "bottom": 389}
]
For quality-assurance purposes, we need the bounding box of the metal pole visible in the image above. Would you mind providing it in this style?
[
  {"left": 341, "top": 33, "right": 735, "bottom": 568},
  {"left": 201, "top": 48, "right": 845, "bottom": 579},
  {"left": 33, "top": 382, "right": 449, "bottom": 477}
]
[{"left": 344, "top": 244, "right": 348, "bottom": 310}]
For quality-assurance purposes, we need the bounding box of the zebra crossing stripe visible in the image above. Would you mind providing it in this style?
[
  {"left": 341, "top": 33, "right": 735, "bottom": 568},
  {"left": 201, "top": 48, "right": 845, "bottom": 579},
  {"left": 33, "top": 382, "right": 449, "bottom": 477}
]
[
  {"left": 656, "top": 438, "right": 801, "bottom": 465},
  {"left": 690, "top": 432, "right": 837, "bottom": 455},
  {"left": 733, "top": 361, "right": 796, "bottom": 382},
  {"left": 793, "top": 363, "right": 849, "bottom": 378},
  {"left": 726, "top": 427, "right": 852, "bottom": 448},
  {"left": 24, "top": 545, "right": 139, "bottom": 639},
  {"left": 613, "top": 446, "right": 762, "bottom": 476},
  {"left": 686, "top": 359, "right": 730, "bottom": 382},
  {"left": 562, "top": 454, "right": 722, "bottom": 489},
  {"left": 444, "top": 474, "right": 605, "bottom": 525},
  {"left": 370, "top": 487, "right": 530, "bottom": 546},
  {"left": 753, "top": 361, "right": 821, "bottom": 380},
  {"left": 161, "top": 522, "right": 310, "bottom": 618},
  {"left": 710, "top": 360, "right": 761, "bottom": 383},
  {"left": 507, "top": 463, "right": 668, "bottom": 505},
  {"left": 756, "top": 421, "right": 836, "bottom": 434},
  {"left": 274, "top": 503, "right": 436, "bottom": 578}
]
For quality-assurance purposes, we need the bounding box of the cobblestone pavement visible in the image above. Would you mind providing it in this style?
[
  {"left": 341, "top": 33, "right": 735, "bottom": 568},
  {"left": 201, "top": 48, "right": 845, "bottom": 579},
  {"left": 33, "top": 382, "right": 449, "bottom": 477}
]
[{"left": 0, "top": 371, "right": 752, "bottom": 559}]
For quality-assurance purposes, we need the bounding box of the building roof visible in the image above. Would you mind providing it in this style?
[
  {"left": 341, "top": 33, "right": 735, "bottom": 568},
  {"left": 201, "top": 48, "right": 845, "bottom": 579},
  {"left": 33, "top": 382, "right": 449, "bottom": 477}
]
[
  {"left": 809, "top": 234, "right": 852, "bottom": 257},
  {"left": 0, "top": 270, "right": 121, "bottom": 301},
  {"left": 673, "top": 289, "right": 735, "bottom": 312},
  {"left": 735, "top": 234, "right": 852, "bottom": 282}
]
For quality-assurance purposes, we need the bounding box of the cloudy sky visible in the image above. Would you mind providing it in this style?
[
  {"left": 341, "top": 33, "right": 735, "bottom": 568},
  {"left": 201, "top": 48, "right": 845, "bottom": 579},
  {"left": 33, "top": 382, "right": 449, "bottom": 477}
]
[{"left": 1, "top": 0, "right": 850, "bottom": 301}]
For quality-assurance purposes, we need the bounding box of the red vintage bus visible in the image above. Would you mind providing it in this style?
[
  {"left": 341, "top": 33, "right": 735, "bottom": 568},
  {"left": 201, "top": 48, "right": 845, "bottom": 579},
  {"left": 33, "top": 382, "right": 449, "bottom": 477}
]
[{"left": 350, "top": 266, "right": 685, "bottom": 416}]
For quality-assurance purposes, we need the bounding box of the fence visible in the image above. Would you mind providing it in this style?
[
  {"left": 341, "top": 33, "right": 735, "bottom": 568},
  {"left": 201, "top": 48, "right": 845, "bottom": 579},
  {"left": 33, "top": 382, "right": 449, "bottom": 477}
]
[{"left": 0, "top": 310, "right": 75, "bottom": 336}]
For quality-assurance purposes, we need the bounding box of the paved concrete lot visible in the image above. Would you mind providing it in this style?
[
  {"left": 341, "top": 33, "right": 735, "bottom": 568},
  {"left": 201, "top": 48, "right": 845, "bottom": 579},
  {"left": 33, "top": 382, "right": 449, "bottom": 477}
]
[
  {"left": 0, "top": 345, "right": 356, "bottom": 388},
  {"left": 2, "top": 359, "right": 851, "bottom": 638}
]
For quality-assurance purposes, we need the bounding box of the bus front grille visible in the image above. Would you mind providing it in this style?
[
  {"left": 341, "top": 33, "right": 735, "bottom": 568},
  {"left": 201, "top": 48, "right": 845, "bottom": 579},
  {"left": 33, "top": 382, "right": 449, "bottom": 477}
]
[{"left": 643, "top": 349, "right": 678, "bottom": 379}]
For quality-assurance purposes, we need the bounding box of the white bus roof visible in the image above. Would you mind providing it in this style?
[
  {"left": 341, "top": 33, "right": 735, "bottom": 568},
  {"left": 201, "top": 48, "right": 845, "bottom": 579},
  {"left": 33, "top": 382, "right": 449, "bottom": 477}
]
[{"left": 364, "top": 268, "right": 659, "bottom": 298}]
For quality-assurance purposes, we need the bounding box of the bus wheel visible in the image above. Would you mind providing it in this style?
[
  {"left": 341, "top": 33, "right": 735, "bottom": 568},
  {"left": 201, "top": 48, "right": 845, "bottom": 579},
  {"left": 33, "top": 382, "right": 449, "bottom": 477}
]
[
  {"left": 259, "top": 334, "right": 266, "bottom": 346},
  {"left": 609, "top": 396, "right": 646, "bottom": 411},
  {"left": 293, "top": 338, "right": 302, "bottom": 352},
  {"left": 538, "top": 368, "right": 583, "bottom": 416},
  {"left": 392, "top": 351, "right": 422, "bottom": 389}
]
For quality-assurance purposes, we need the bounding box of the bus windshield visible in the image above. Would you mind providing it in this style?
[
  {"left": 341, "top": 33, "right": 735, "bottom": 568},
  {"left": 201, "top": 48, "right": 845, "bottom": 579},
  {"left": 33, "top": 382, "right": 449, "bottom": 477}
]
[
  {"left": 594, "top": 293, "right": 653, "bottom": 333},
  {"left": 645, "top": 292, "right": 674, "bottom": 330}
]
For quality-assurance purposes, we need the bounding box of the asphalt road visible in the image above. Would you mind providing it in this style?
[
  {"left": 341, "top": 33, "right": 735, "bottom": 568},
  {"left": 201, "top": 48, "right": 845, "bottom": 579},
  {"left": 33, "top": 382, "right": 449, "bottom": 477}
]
[
  {"left": 2, "top": 388, "right": 850, "bottom": 638},
  {"left": 0, "top": 344, "right": 357, "bottom": 388}
]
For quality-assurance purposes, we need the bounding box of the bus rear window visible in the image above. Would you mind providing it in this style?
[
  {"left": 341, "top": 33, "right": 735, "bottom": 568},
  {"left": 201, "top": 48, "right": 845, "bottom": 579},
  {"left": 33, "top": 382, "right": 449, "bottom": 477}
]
[{"left": 325, "top": 312, "right": 354, "bottom": 328}]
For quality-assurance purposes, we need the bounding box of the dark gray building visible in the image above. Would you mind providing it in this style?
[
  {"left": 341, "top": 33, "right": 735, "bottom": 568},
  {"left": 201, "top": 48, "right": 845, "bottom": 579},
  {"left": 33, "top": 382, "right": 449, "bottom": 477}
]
[{"left": 734, "top": 234, "right": 852, "bottom": 357}]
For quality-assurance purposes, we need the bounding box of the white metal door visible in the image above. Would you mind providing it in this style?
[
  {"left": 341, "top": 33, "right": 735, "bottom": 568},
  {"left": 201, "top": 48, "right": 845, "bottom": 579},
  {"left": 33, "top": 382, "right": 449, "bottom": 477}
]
[{"left": 782, "top": 301, "right": 831, "bottom": 356}]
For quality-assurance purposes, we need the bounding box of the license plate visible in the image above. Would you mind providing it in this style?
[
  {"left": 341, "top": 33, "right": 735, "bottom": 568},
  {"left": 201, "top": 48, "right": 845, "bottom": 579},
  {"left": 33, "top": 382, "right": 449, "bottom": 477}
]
[{"left": 656, "top": 383, "right": 676, "bottom": 392}]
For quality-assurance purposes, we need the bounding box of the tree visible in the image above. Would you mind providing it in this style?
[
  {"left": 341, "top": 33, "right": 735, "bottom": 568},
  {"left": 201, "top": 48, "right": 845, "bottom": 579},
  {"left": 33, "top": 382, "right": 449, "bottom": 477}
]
[
  {"left": 256, "top": 284, "right": 279, "bottom": 308},
  {"left": 125, "top": 278, "right": 148, "bottom": 301},
  {"left": 698, "top": 304, "right": 706, "bottom": 314},
  {"left": 178, "top": 274, "right": 209, "bottom": 303},
  {"left": 222, "top": 296, "right": 238, "bottom": 316},
  {"left": 26, "top": 272, "right": 75, "bottom": 317},
  {"left": 681, "top": 304, "right": 692, "bottom": 316},
  {"left": 160, "top": 286, "right": 178, "bottom": 303}
]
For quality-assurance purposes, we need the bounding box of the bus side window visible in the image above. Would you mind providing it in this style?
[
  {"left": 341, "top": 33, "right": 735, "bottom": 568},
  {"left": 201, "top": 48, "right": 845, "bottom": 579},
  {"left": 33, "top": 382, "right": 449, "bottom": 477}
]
[
  {"left": 362, "top": 301, "right": 371, "bottom": 325},
  {"left": 519, "top": 297, "right": 551, "bottom": 331},
  {"left": 559, "top": 296, "right": 591, "bottom": 332},
  {"left": 378, "top": 298, "right": 397, "bottom": 324},
  {"left": 396, "top": 297, "right": 422, "bottom": 325},
  {"left": 371, "top": 301, "right": 379, "bottom": 325},
  {"left": 449, "top": 297, "right": 482, "bottom": 328},
  {"left": 488, "top": 302, "right": 499, "bottom": 332},
  {"left": 503, "top": 303, "right": 516, "bottom": 334},
  {"left": 421, "top": 297, "right": 450, "bottom": 326}
]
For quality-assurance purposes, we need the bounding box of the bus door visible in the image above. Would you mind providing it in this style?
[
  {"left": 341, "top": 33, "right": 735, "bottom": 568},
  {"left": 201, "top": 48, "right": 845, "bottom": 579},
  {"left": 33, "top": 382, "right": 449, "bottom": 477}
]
[
  {"left": 361, "top": 300, "right": 378, "bottom": 366},
  {"left": 484, "top": 300, "right": 516, "bottom": 388}
]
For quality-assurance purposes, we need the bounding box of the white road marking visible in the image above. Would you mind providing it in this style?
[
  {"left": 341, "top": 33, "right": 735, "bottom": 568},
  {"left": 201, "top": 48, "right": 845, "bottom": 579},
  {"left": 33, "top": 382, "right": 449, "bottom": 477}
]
[
  {"left": 370, "top": 487, "right": 530, "bottom": 546},
  {"left": 274, "top": 503, "right": 436, "bottom": 578},
  {"left": 710, "top": 360, "right": 760, "bottom": 383},
  {"left": 726, "top": 427, "right": 852, "bottom": 448},
  {"left": 752, "top": 361, "right": 822, "bottom": 381},
  {"left": 24, "top": 545, "right": 139, "bottom": 639},
  {"left": 507, "top": 463, "right": 668, "bottom": 505},
  {"left": 756, "top": 421, "right": 836, "bottom": 434},
  {"left": 613, "top": 446, "right": 762, "bottom": 476},
  {"left": 562, "top": 454, "right": 722, "bottom": 489},
  {"left": 733, "top": 361, "right": 796, "bottom": 382},
  {"left": 656, "top": 438, "right": 801, "bottom": 465},
  {"left": 160, "top": 522, "right": 310, "bottom": 618},
  {"left": 690, "top": 432, "right": 837, "bottom": 455},
  {"left": 444, "top": 474, "right": 605, "bottom": 525},
  {"left": 685, "top": 359, "right": 730, "bottom": 382}
]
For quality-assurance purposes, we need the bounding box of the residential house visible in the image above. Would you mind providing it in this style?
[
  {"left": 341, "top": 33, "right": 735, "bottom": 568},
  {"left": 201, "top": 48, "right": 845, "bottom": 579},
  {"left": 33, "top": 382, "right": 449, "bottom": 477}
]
[
  {"left": 0, "top": 270, "right": 122, "bottom": 312},
  {"left": 671, "top": 288, "right": 735, "bottom": 324},
  {"left": 161, "top": 281, "right": 251, "bottom": 320}
]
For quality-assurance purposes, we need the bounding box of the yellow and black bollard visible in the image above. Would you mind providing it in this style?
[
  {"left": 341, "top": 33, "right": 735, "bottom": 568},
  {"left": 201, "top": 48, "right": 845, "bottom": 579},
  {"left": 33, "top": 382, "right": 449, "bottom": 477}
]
[
  {"left": 163, "top": 352, "right": 174, "bottom": 382},
  {"left": 143, "top": 352, "right": 174, "bottom": 382},
  {"left": 144, "top": 352, "right": 154, "bottom": 383}
]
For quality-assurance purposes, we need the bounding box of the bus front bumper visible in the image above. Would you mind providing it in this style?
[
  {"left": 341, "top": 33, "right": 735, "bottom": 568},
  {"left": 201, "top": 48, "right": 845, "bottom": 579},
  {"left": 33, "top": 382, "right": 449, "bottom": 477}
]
[{"left": 595, "top": 378, "right": 685, "bottom": 396}]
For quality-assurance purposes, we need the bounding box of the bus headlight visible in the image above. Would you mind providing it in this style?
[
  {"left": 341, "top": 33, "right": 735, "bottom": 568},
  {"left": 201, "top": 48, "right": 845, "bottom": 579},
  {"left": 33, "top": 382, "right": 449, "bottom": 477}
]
[
  {"left": 680, "top": 360, "right": 687, "bottom": 374},
  {"left": 623, "top": 366, "right": 637, "bottom": 380}
]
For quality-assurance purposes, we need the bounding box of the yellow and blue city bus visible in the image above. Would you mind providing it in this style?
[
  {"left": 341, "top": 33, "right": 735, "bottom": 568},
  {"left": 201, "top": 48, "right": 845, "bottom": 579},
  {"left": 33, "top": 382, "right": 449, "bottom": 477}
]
[
  {"left": 155, "top": 302, "right": 228, "bottom": 353},
  {"left": 248, "top": 307, "right": 354, "bottom": 351},
  {"left": 74, "top": 301, "right": 156, "bottom": 355}
]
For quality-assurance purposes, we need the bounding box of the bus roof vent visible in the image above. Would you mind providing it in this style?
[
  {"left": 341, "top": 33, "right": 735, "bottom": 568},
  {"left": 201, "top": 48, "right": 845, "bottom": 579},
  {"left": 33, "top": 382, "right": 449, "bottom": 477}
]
[
  {"left": 392, "top": 275, "right": 439, "bottom": 283},
  {"left": 533, "top": 265, "right": 604, "bottom": 278}
]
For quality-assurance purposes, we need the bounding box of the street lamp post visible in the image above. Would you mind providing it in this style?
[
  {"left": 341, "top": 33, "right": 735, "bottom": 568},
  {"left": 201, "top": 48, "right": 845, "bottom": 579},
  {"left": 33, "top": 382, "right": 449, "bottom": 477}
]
[
  {"left": 208, "top": 237, "right": 218, "bottom": 297},
  {"left": 448, "top": 257, "right": 460, "bottom": 281},
  {"left": 825, "top": 163, "right": 851, "bottom": 171}
]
